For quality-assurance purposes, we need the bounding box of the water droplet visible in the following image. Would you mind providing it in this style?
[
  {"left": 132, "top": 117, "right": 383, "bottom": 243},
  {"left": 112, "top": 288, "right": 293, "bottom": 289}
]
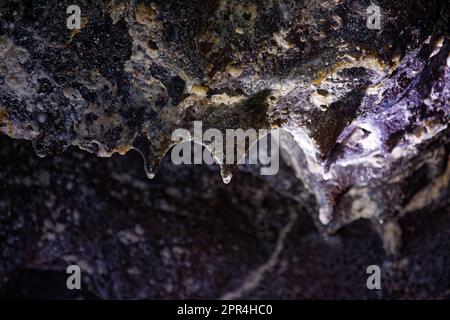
[{"left": 221, "top": 169, "right": 233, "bottom": 184}]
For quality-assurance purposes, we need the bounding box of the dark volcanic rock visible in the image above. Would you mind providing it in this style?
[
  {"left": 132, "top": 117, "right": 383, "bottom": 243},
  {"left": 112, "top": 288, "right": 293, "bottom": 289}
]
[
  {"left": 0, "top": 0, "right": 449, "bottom": 299},
  {"left": 0, "top": 135, "right": 449, "bottom": 299}
]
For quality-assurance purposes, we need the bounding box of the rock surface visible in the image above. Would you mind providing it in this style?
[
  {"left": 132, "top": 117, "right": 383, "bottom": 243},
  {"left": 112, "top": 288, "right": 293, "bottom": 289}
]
[{"left": 0, "top": 0, "right": 449, "bottom": 299}]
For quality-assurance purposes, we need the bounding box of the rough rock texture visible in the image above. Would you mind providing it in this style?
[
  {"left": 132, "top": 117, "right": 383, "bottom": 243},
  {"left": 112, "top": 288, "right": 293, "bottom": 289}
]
[{"left": 0, "top": 0, "right": 449, "bottom": 299}]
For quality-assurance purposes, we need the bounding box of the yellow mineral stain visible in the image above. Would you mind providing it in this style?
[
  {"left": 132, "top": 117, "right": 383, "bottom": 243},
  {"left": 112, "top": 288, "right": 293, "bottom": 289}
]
[
  {"left": 0, "top": 109, "right": 8, "bottom": 124},
  {"left": 235, "top": 27, "right": 244, "bottom": 34},
  {"left": 226, "top": 65, "right": 243, "bottom": 78},
  {"left": 0, "top": 110, "right": 13, "bottom": 137},
  {"left": 191, "top": 85, "right": 209, "bottom": 96},
  {"left": 136, "top": 3, "right": 157, "bottom": 25},
  {"left": 116, "top": 145, "right": 131, "bottom": 155},
  {"left": 312, "top": 55, "right": 399, "bottom": 85}
]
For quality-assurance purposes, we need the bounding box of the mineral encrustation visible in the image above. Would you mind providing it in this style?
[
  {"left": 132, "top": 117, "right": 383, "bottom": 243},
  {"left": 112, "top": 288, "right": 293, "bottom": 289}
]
[{"left": 0, "top": 0, "right": 449, "bottom": 299}]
